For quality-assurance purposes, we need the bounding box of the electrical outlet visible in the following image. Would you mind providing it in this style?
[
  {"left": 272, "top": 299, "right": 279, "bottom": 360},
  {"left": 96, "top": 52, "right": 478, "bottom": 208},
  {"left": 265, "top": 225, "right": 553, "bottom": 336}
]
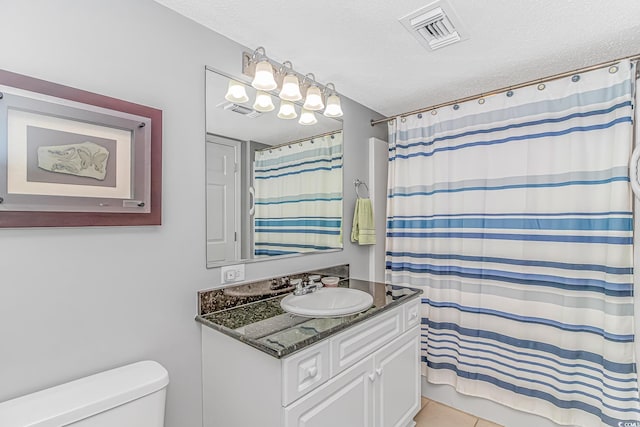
[{"left": 221, "top": 264, "right": 245, "bottom": 284}]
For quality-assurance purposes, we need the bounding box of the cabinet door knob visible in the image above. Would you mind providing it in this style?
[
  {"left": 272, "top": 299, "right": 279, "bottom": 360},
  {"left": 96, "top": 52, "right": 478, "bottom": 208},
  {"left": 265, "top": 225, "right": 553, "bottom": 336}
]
[
  {"left": 410, "top": 312, "right": 418, "bottom": 319},
  {"left": 368, "top": 373, "right": 376, "bottom": 382},
  {"left": 306, "top": 366, "right": 318, "bottom": 378},
  {"left": 376, "top": 368, "right": 383, "bottom": 376}
]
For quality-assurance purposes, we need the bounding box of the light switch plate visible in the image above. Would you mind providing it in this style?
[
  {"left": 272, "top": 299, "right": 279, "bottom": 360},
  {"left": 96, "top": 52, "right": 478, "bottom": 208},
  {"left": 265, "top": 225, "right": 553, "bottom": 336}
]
[{"left": 221, "top": 264, "right": 246, "bottom": 284}]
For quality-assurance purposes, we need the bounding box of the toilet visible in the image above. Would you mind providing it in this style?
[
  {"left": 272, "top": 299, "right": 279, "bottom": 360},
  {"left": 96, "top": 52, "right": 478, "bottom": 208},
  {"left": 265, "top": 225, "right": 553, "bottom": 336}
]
[{"left": 0, "top": 360, "right": 169, "bottom": 426}]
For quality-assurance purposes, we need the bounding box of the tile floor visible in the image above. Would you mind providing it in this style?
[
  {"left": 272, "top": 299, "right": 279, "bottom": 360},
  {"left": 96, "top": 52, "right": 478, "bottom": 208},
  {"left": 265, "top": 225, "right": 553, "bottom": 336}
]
[{"left": 414, "top": 397, "right": 503, "bottom": 427}]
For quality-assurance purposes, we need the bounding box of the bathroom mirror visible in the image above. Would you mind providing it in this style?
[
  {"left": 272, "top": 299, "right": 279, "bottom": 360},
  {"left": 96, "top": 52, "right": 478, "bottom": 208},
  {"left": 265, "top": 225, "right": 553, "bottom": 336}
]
[{"left": 205, "top": 66, "right": 343, "bottom": 268}]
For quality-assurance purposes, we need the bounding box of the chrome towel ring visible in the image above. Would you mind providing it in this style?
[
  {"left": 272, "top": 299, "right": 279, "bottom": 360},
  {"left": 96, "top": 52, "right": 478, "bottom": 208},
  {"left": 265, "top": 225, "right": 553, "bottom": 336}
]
[{"left": 354, "top": 179, "right": 370, "bottom": 199}]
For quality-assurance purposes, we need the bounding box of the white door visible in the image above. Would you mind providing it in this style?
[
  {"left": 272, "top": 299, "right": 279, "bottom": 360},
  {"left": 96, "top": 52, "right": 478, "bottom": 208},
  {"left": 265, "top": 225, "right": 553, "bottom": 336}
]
[
  {"left": 374, "top": 331, "right": 421, "bottom": 427},
  {"left": 284, "top": 357, "right": 375, "bottom": 427},
  {"left": 206, "top": 137, "right": 239, "bottom": 263}
]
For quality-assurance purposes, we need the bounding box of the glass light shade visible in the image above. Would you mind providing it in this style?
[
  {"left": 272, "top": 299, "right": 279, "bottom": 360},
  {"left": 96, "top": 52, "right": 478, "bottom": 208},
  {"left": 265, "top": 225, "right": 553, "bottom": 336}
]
[
  {"left": 277, "top": 100, "right": 297, "bottom": 119},
  {"left": 298, "top": 108, "right": 318, "bottom": 125},
  {"left": 252, "top": 61, "right": 277, "bottom": 91},
  {"left": 224, "top": 80, "right": 249, "bottom": 103},
  {"left": 323, "top": 94, "right": 343, "bottom": 117},
  {"left": 253, "top": 91, "right": 275, "bottom": 112},
  {"left": 279, "top": 74, "right": 302, "bottom": 101},
  {"left": 303, "top": 85, "right": 324, "bottom": 111}
]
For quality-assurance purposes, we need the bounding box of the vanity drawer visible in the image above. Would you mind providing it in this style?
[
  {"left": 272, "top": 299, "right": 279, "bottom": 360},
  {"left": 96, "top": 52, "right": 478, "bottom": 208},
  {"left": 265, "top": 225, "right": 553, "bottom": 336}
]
[
  {"left": 330, "top": 307, "right": 403, "bottom": 376},
  {"left": 404, "top": 298, "right": 421, "bottom": 331},
  {"left": 282, "top": 340, "right": 330, "bottom": 405}
]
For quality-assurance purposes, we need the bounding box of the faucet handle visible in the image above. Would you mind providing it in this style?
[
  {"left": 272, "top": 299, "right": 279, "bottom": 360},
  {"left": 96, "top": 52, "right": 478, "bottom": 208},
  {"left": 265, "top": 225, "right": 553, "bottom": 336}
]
[
  {"left": 308, "top": 275, "right": 321, "bottom": 287},
  {"left": 290, "top": 279, "right": 305, "bottom": 295}
]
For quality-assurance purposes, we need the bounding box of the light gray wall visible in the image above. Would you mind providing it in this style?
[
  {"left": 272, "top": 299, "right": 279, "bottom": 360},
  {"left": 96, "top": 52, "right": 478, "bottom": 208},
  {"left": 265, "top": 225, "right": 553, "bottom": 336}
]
[{"left": 0, "top": 1, "right": 386, "bottom": 426}]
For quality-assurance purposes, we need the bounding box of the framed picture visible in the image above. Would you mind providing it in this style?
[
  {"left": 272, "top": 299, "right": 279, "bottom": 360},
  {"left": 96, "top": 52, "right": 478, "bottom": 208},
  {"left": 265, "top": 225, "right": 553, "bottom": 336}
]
[{"left": 0, "top": 69, "right": 162, "bottom": 227}]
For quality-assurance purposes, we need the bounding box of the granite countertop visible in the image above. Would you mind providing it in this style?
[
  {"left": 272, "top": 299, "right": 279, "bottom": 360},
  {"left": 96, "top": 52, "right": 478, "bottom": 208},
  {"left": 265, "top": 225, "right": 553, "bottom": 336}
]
[{"left": 195, "top": 278, "right": 422, "bottom": 358}]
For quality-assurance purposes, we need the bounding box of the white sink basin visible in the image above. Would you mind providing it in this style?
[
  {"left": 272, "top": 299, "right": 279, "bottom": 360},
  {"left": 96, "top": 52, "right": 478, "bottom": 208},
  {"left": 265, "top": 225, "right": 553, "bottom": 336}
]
[{"left": 280, "top": 288, "right": 374, "bottom": 318}]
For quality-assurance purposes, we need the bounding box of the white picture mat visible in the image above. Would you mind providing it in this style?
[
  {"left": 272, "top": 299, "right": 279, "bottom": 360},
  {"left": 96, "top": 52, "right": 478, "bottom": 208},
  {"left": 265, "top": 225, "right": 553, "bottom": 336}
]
[{"left": 7, "top": 109, "right": 132, "bottom": 199}]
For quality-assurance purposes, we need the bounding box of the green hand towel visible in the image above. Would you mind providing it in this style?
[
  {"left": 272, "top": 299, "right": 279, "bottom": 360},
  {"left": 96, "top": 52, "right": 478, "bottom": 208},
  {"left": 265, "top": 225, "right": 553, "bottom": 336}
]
[{"left": 351, "top": 198, "right": 376, "bottom": 245}]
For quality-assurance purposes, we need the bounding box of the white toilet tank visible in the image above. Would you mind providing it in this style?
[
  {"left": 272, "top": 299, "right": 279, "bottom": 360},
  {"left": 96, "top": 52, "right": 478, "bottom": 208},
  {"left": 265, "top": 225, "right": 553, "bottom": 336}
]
[{"left": 0, "top": 360, "right": 169, "bottom": 427}]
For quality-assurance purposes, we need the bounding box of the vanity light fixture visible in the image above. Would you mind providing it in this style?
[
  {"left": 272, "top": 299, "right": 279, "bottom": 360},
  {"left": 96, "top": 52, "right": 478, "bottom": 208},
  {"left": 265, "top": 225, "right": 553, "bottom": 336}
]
[
  {"left": 224, "top": 80, "right": 249, "bottom": 103},
  {"left": 323, "top": 94, "right": 343, "bottom": 117},
  {"left": 280, "top": 75, "right": 303, "bottom": 101},
  {"left": 277, "top": 100, "right": 297, "bottom": 119},
  {"left": 251, "top": 47, "right": 278, "bottom": 91},
  {"left": 279, "top": 61, "right": 303, "bottom": 101},
  {"left": 253, "top": 91, "right": 275, "bottom": 112},
  {"left": 241, "top": 46, "right": 343, "bottom": 124},
  {"left": 303, "top": 86, "right": 324, "bottom": 111},
  {"left": 323, "top": 83, "right": 343, "bottom": 118},
  {"left": 302, "top": 74, "right": 325, "bottom": 111},
  {"left": 252, "top": 60, "right": 277, "bottom": 91},
  {"left": 299, "top": 108, "right": 318, "bottom": 125}
]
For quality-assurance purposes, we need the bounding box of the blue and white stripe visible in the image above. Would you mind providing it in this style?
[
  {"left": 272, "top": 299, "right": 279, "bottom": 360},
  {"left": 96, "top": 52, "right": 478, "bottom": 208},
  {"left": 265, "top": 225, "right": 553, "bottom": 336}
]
[
  {"left": 386, "top": 60, "right": 638, "bottom": 426},
  {"left": 253, "top": 133, "right": 343, "bottom": 256}
]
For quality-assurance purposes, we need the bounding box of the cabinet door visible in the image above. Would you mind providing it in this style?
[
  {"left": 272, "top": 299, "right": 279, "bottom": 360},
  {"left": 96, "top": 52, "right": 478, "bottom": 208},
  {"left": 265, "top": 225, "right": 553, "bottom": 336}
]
[
  {"left": 374, "top": 329, "right": 421, "bottom": 427},
  {"left": 284, "top": 356, "right": 375, "bottom": 427}
]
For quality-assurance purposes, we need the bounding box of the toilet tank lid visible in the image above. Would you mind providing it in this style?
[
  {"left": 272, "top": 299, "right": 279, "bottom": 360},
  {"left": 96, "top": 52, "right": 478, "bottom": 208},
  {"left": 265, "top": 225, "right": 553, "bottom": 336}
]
[{"left": 0, "top": 360, "right": 169, "bottom": 427}]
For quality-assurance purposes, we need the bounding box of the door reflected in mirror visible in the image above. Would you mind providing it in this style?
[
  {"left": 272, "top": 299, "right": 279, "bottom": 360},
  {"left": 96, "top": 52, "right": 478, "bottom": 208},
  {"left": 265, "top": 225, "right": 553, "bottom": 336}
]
[{"left": 205, "top": 67, "right": 343, "bottom": 268}]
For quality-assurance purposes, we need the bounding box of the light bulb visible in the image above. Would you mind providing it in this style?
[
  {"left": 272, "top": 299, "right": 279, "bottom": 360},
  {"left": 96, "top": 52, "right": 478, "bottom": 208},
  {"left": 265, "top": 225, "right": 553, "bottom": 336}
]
[
  {"left": 303, "top": 85, "right": 324, "bottom": 111},
  {"left": 323, "top": 94, "right": 343, "bottom": 117},
  {"left": 279, "top": 74, "right": 302, "bottom": 101},
  {"left": 299, "top": 108, "right": 318, "bottom": 125},
  {"left": 224, "top": 80, "right": 249, "bottom": 103},
  {"left": 252, "top": 60, "right": 277, "bottom": 91},
  {"left": 277, "top": 100, "right": 297, "bottom": 119},
  {"left": 253, "top": 91, "right": 275, "bottom": 112}
]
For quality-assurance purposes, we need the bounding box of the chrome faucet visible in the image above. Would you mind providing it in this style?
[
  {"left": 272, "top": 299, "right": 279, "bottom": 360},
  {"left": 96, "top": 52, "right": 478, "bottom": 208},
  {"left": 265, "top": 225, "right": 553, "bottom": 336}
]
[{"left": 292, "top": 275, "right": 322, "bottom": 296}]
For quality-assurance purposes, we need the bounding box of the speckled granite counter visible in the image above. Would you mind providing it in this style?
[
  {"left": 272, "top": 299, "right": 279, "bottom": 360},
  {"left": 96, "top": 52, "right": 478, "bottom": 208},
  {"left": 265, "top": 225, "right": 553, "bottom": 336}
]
[{"left": 195, "top": 278, "right": 422, "bottom": 358}]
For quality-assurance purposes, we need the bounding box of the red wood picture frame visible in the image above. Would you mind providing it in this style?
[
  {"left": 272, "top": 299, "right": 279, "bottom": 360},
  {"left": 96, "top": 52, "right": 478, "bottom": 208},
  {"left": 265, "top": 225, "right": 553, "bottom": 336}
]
[{"left": 0, "top": 69, "right": 162, "bottom": 227}]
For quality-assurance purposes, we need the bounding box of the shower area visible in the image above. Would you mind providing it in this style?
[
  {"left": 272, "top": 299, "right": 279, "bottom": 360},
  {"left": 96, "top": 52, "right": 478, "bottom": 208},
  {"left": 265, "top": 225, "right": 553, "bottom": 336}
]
[{"left": 377, "top": 58, "right": 640, "bottom": 427}]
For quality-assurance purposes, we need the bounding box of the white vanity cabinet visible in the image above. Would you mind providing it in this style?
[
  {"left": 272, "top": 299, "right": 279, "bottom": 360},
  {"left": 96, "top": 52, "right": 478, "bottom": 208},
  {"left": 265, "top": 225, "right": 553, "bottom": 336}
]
[
  {"left": 201, "top": 298, "right": 421, "bottom": 427},
  {"left": 284, "top": 329, "right": 420, "bottom": 427}
]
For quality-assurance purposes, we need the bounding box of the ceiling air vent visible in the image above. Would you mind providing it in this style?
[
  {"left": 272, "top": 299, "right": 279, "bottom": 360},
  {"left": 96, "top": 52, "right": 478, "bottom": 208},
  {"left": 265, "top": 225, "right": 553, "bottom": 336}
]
[
  {"left": 399, "top": 1, "right": 468, "bottom": 51},
  {"left": 216, "top": 100, "right": 262, "bottom": 118}
]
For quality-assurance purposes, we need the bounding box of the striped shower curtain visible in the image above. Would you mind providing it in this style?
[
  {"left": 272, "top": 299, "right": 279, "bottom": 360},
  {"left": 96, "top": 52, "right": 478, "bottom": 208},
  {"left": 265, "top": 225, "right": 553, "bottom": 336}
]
[
  {"left": 253, "top": 132, "right": 342, "bottom": 256},
  {"left": 386, "top": 60, "right": 639, "bottom": 426}
]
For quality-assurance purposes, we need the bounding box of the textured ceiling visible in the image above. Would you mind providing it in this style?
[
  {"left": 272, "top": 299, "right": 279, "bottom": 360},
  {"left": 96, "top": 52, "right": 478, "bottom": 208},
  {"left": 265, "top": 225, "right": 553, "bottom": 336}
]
[{"left": 154, "top": 0, "right": 640, "bottom": 117}]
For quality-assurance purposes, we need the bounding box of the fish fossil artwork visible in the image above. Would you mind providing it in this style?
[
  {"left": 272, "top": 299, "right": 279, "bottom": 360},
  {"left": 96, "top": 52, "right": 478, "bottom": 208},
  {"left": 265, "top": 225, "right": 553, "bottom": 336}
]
[{"left": 37, "top": 141, "right": 110, "bottom": 180}]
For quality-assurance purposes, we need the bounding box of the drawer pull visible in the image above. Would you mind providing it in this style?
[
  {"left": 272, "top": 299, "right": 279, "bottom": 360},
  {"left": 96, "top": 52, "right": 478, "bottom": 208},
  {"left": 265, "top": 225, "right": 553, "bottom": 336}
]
[{"left": 305, "top": 366, "right": 318, "bottom": 379}]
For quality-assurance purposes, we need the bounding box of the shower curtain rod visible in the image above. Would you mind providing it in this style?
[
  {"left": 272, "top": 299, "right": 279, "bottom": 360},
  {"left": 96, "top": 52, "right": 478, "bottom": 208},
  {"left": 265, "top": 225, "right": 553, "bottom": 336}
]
[
  {"left": 371, "top": 53, "right": 640, "bottom": 127},
  {"left": 257, "top": 129, "right": 342, "bottom": 152}
]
